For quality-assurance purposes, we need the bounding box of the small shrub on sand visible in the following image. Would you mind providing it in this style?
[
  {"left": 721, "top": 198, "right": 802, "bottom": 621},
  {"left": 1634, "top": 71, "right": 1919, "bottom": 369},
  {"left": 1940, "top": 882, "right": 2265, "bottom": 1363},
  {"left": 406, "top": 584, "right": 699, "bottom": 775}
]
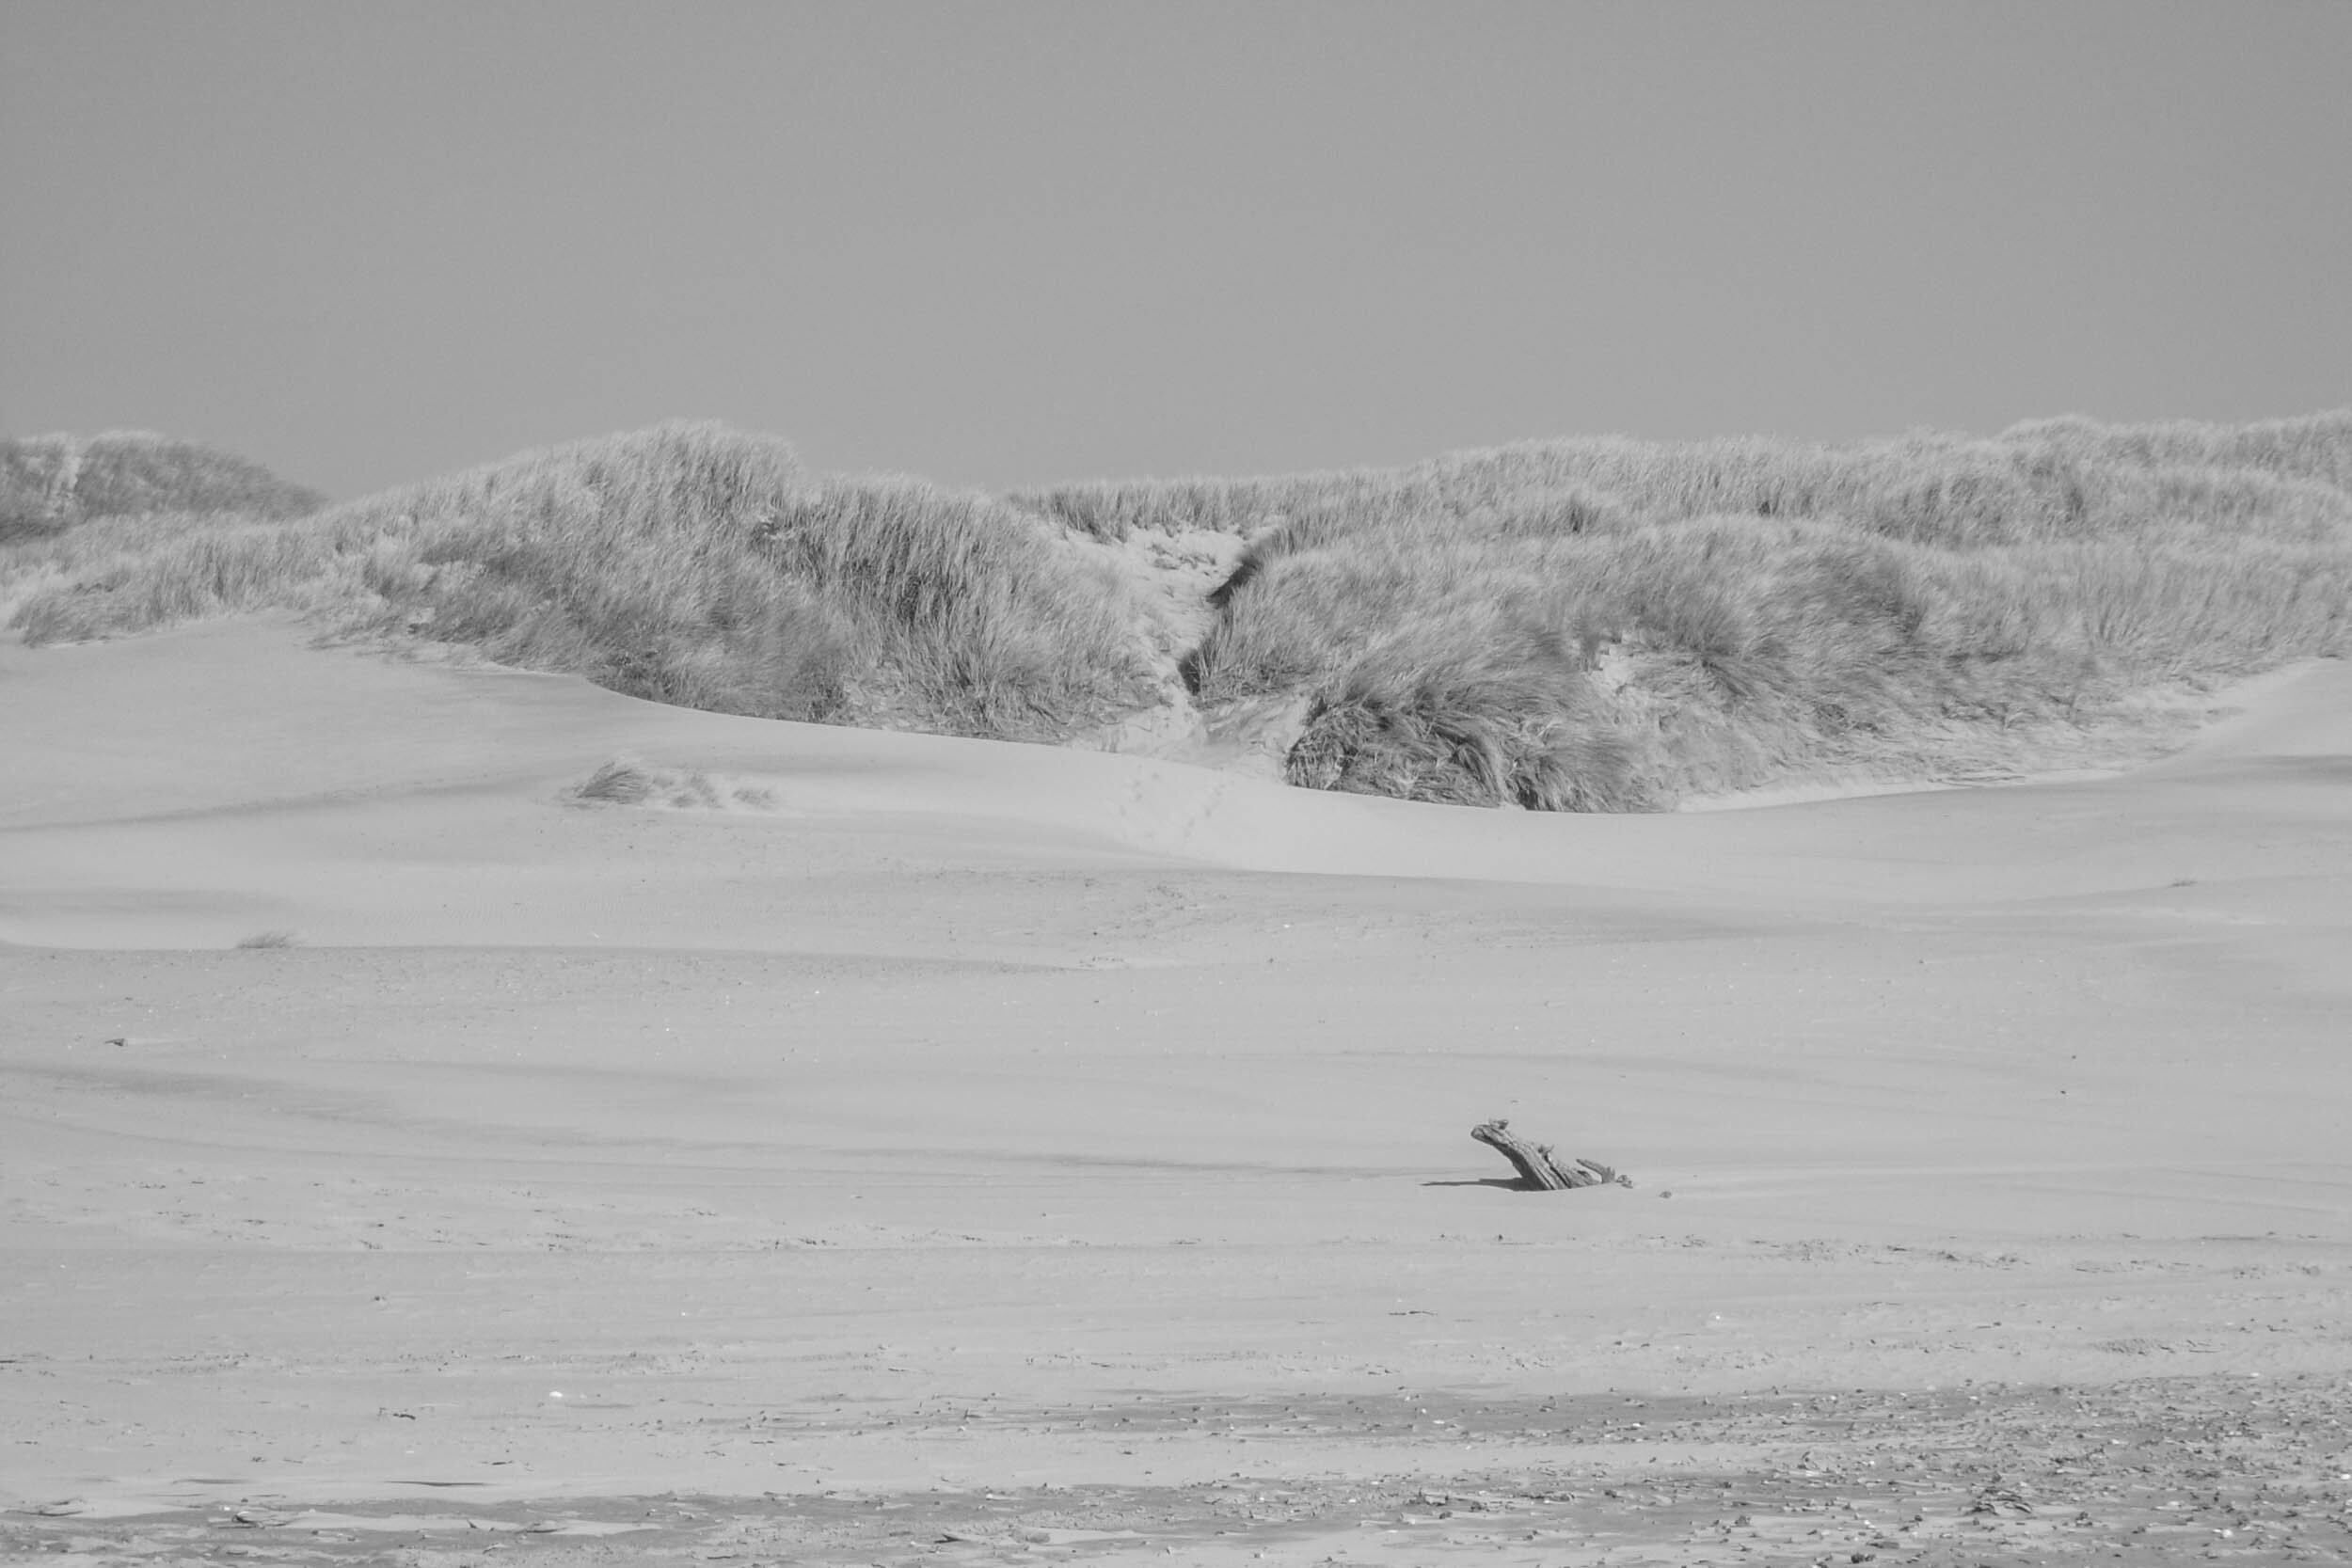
[{"left": 234, "top": 930, "right": 299, "bottom": 949}]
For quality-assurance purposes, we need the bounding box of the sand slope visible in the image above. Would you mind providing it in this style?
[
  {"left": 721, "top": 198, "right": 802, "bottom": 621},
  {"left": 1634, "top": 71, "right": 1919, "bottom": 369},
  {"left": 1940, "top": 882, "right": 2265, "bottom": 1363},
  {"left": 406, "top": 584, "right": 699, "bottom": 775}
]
[{"left": 3, "top": 619, "right": 2348, "bottom": 1553}]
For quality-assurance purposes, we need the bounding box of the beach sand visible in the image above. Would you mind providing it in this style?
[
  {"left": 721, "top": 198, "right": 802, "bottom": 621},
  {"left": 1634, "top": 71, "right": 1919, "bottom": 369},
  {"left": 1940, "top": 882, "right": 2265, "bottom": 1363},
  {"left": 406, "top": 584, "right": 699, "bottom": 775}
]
[{"left": 5, "top": 618, "right": 2348, "bottom": 1563}]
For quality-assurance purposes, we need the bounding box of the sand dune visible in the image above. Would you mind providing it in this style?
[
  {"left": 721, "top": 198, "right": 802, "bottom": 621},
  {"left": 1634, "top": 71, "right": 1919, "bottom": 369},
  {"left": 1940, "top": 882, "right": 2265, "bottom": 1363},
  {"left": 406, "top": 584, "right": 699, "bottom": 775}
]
[{"left": 3, "top": 620, "right": 2347, "bottom": 1559}]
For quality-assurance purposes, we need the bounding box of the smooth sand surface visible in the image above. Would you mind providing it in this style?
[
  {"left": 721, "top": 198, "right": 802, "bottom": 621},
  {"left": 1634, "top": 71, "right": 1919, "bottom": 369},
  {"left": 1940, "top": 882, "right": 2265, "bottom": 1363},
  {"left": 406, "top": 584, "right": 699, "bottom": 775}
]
[{"left": 3, "top": 619, "right": 2348, "bottom": 1556}]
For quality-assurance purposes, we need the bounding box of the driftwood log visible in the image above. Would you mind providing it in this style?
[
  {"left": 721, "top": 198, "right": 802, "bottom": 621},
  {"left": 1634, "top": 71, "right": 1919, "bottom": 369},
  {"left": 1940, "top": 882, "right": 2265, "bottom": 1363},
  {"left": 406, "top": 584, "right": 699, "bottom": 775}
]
[{"left": 1471, "top": 1118, "right": 1629, "bottom": 1191}]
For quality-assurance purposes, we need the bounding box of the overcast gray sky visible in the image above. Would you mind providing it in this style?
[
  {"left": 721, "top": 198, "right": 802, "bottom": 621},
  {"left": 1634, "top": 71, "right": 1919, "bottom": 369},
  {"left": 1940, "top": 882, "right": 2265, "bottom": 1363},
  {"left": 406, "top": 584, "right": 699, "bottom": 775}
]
[{"left": 4, "top": 2, "right": 2347, "bottom": 501}]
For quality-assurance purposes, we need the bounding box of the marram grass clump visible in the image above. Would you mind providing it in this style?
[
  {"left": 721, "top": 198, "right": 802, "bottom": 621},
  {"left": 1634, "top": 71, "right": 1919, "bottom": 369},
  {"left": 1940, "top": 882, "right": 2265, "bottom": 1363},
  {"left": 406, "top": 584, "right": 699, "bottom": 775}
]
[
  {"left": 8, "top": 422, "right": 1159, "bottom": 743},
  {"left": 1034, "top": 411, "right": 2352, "bottom": 806},
  {"left": 0, "top": 434, "right": 330, "bottom": 626}
]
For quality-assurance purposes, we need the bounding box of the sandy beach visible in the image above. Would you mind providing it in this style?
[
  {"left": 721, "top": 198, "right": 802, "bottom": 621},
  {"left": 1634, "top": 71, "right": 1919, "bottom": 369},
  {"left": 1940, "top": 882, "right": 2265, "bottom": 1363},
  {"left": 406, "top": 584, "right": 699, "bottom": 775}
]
[{"left": 5, "top": 620, "right": 2348, "bottom": 1564}]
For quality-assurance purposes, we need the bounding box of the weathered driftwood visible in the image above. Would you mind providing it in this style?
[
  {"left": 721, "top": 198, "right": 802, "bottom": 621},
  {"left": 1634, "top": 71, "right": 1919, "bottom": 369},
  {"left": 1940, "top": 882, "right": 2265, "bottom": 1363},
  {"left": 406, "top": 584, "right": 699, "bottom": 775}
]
[{"left": 1470, "top": 1118, "right": 1629, "bottom": 1191}]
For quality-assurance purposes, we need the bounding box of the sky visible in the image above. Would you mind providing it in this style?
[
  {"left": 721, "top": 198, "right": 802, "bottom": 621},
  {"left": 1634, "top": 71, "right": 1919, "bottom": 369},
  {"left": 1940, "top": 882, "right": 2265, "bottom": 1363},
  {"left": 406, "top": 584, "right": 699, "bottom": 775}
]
[{"left": 4, "top": 2, "right": 2348, "bottom": 502}]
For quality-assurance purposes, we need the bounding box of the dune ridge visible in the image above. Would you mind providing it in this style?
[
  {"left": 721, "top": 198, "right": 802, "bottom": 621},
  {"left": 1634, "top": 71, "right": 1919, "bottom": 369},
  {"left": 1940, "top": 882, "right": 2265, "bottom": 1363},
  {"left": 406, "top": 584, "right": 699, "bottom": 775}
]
[{"left": 8, "top": 412, "right": 2347, "bottom": 813}]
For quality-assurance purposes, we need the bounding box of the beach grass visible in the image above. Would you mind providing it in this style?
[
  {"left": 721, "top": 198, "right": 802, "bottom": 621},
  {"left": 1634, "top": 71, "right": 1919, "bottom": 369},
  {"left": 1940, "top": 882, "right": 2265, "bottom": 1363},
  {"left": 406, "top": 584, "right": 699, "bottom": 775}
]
[
  {"left": 10, "top": 411, "right": 2347, "bottom": 806},
  {"left": 1015, "top": 410, "right": 2352, "bottom": 803},
  {"left": 8, "top": 423, "right": 1159, "bottom": 742}
]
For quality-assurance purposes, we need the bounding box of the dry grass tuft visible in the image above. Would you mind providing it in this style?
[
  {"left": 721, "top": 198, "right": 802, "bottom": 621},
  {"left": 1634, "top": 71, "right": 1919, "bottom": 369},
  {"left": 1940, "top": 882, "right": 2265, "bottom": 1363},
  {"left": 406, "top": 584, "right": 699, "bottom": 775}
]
[
  {"left": 574, "top": 760, "right": 666, "bottom": 806},
  {"left": 572, "top": 758, "right": 782, "bottom": 812}
]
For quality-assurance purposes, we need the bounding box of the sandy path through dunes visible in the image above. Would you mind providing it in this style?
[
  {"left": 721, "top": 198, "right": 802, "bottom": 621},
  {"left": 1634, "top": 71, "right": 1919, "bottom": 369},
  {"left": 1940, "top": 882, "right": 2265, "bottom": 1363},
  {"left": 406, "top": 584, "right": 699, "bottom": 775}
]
[{"left": 3, "top": 621, "right": 2348, "bottom": 1558}]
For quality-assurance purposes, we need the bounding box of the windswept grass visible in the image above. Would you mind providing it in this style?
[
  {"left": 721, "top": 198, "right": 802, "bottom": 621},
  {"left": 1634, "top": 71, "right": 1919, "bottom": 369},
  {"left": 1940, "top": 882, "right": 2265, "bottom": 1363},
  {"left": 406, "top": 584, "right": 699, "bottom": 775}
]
[
  {"left": 9, "top": 422, "right": 1158, "bottom": 741},
  {"left": 1023, "top": 411, "right": 2352, "bottom": 806},
  {"left": 12, "top": 411, "right": 2348, "bottom": 807},
  {"left": 1, "top": 435, "right": 330, "bottom": 626}
]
